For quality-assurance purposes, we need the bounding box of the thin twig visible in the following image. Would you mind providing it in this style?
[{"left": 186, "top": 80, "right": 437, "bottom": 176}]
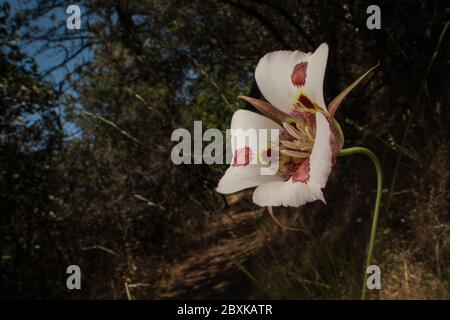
[
  {"left": 81, "top": 110, "right": 142, "bottom": 144},
  {"left": 267, "top": 207, "right": 306, "bottom": 233},
  {"left": 82, "top": 245, "right": 120, "bottom": 257},
  {"left": 124, "top": 282, "right": 133, "bottom": 300}
]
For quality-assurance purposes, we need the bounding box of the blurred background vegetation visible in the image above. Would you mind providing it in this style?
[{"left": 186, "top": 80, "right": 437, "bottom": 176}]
[{"left": 0, "top": 0, "right": 449, "bottom": 299}]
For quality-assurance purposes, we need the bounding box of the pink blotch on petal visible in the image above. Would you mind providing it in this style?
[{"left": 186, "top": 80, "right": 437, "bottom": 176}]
[
  {"left": 291, "top": 62, "right": 308, "bottom": 87},
  {"left": 232, "top": 146, "right": 252, "bottom": 167},
  {"left": 292, "top": 158, "right": 310, "bottom": 183}
]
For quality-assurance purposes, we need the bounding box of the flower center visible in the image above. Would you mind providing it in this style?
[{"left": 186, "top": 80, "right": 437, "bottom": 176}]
[{"left": 276, "top": 94, "right": 321, "bottom": 183}]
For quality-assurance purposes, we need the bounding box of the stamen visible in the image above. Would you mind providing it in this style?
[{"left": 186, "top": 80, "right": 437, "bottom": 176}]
[
  {"left": 295, "top": 122, "right": 307, "bottom": 135},
  {"left": 280, "top": 140, "right": 301, "bottom": 150},
  {"left": 305, "top": 126, "right": 315, "bottom": 140},
  {"left": 297, "top": 141, "right": 313, "bottom": 151},
  {"left": 282, "top": 122, "right": 303, "bottom": 141},
  {"left": 280, "top": 149, "right": 309, "bottom": 158},
  {"left": 279, "top": 137, "right": 314, "bottom": 153}
]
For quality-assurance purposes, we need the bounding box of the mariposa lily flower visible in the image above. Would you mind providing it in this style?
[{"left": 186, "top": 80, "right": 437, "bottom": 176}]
[{"left": 217, "top": 43, "right": 377, "bottom": 207}]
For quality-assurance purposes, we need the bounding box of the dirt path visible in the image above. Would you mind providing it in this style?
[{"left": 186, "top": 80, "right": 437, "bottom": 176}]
[{"left": 161, "top": 207, "right": 266, "bottom": 299}]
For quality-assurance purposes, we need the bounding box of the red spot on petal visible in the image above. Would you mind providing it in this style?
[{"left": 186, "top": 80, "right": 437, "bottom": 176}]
[
  {"left": 298, "top": 94, "right": 316, "bottom": 109},
  {"left": 291, "top": 62, "right": 308, "bottom": 87},
  {"left": 292, "top": 158, "right": 310, "bottom": 183},
  {"left": 232, "top": 147, "right": 252, "bottom": 167}
]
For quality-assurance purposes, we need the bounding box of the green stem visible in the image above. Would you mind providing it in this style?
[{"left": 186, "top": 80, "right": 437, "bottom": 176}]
[{"left": 337, "top": 147, "right": 383, "bottom": 300}]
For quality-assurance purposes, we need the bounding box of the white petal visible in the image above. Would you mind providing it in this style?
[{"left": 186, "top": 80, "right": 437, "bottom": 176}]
[
  {"left": 255, "top": 50, "right": 309, "bottom": 113},
  {"left": 309, "top": 112, "right": 333, "bottom": 188},
  {"left": 255, "top": 43, "right": 329, "bottom": 113},
  {"left": 303, "top": 43, "right": 328, "bottom": 109},
  {"left": 252, "top": 112, "right": 332, "bottom": 207},
  {"left": 230, "top": 109, "right": 281, "bottom": 131},
  {"left": 217, "top": 165, "right": 282, "bottom": 194},
  {"left": 216, "top": 110, "right": 283, "bottom": 194},
  {"left": 252, "top": 178, "right": 325, "bottom": 207}
]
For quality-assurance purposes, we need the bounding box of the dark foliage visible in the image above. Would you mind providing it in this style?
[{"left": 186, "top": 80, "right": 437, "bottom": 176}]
[{"left": 1, "top": 0, "right": 449, "bottom": 299}]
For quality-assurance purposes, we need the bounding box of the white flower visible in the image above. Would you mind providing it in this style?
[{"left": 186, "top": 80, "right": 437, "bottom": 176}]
[
  {"left": 217, "top": 43, "right": 378, "bottom": 207},
  {"left": 217, "top": 43, "right": 351, "bottom": 207}
]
